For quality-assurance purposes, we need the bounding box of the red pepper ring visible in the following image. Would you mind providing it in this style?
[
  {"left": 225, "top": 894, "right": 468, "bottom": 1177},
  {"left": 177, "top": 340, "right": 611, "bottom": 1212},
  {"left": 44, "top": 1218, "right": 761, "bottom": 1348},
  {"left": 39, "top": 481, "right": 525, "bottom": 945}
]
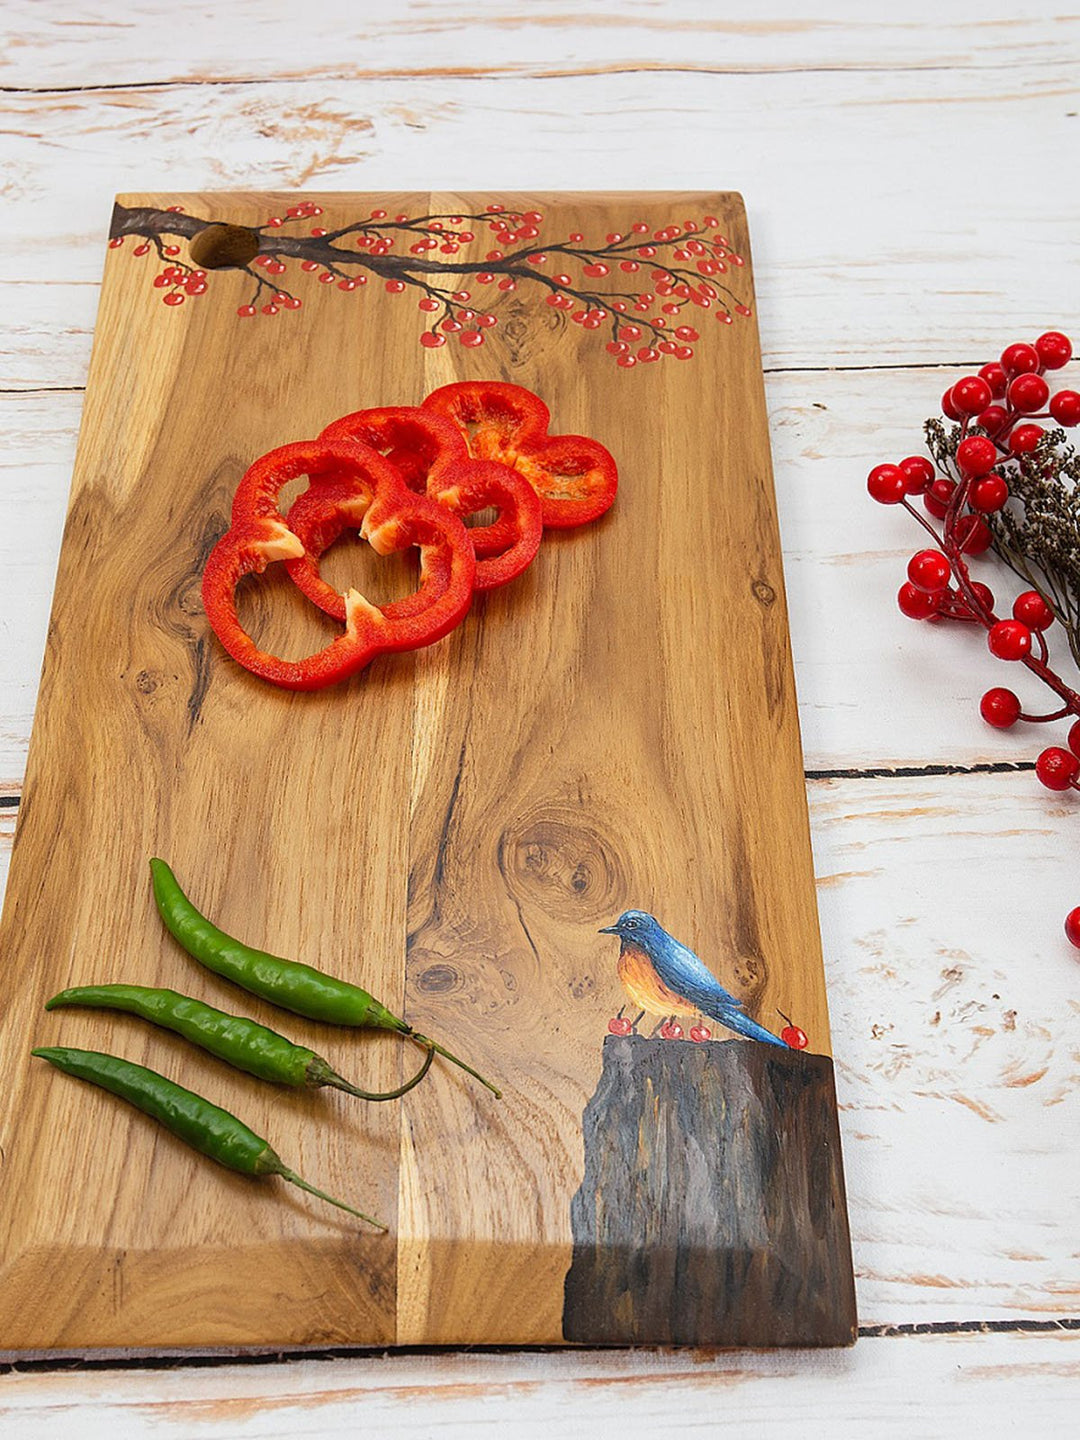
[
  {"left": 319, "top": 407, "right": 543, "bottom": 589},
  {"left": 319, "top": 407, "right": 469, "bottom": 492},
  {"left": 427, "top": 459, "right": 543, "bottom": 591},
  {"left": 202, "top": 438, "right": 476, "bottom": 690},
  {"left": 420, "top": 381, "right": 618, "bottom": 529},
  {"left": 284, "top": 471, "right": 476, "bottom": 626}
]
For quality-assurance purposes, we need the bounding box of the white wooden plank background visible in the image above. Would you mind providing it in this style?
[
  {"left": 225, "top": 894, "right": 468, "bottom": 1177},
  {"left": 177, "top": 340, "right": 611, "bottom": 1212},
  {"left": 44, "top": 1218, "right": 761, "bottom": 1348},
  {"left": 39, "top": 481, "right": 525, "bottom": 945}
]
[{"left": 1, "top": 1, "right": 1078, "bottom": 1433}]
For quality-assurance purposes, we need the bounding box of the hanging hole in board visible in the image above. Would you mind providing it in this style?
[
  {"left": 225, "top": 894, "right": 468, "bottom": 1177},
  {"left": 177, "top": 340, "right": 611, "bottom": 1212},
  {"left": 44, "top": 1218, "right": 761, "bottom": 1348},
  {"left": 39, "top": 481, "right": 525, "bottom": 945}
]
[{"left": 188, "top": 224, "right": 261, "bottom": 270}]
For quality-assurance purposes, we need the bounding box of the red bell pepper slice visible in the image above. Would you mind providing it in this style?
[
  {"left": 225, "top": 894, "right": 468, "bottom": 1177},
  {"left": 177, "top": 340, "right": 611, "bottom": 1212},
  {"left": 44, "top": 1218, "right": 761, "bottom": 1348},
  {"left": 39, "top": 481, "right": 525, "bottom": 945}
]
[
  {"left": 420, "top": 381, "right": 618, "bottom": 529},
  {"left": 283, "top": 467, "right": 477, "bottom": 626},
  {"left": 202, "top": 437, "right": 475, "bottom": 690},
  {"left": 319, "top": 407, "right": 542, "bottom": 591}
]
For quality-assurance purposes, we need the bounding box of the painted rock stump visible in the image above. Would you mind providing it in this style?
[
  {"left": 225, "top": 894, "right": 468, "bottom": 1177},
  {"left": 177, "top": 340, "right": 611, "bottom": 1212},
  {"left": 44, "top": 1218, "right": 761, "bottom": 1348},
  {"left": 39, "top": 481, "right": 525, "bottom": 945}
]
[{"left": 563, "top": 1034, "right": 857, "bottom": 1346}]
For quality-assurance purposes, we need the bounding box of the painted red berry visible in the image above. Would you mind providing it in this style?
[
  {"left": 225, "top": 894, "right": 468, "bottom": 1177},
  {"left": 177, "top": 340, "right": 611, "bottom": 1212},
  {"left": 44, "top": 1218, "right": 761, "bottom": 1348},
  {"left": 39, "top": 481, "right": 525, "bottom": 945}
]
[
  {"left": 899, "top": 455, "right": 934, "bottom": 494},
  {"left": 1009, "top": 424, "right": 1044, "bottom": 454},
  {"left": 780, "top": 1024, "right": 808, "bottom": 1051},
  {"left": 385, "top": 280, "right": 406, "bottom": 293},
  {"left": 987, "top": 619, "right": 1032, "bottom": 660},
  {"left": 978, "top": 362, "right": 1008, "bottom": 398},
  {"left": 607, "top": 1017, "right": 633, "bottom": 1036},
  {"left": 460, "top": 330, "right": 484, "bottom": 347},
  {"left": 980, "top": 688, "right": 1021, "bottom": 728},
  {"left": 419, "top": 331, "right": 445, "bottom": 348},
  {"left": 1034, "top": 331, "right": 1072, "bottom": 370},
  {"left": 867, "top": 463, "right": 907, "bottom": 505},
  {"left": 970, "top": 475, "right": 1009, "bottom": 512},
  {"left": 262, "top": 303, "right": 278, "bottom": 315},
  {"left": 1065, "top": 908, "right": 1080, "bottom": 948},
  {"left": 1007, "top": 373, "right": 1050, "bottom": 413},
  {"left": 897, "top": 583, "right": 940, "bottom": 620},
  {"left": 1035, "top": 747, "right": 1079, "bottom": 791},
  {"left": 1012, "top": 590, "right": 1054, "bottom": 630},
  {"left": 956, "top": 435, "right": 998, "bottom": 476},
  {"left": 952, "top": 376, "right": 993, "bottom": 416},
  {"left": 1049, "top": 390, "right": 1080, "bottom": 427},
  {"left": 1000, "top": 342, "right": 1041, "bottom": 376},
  {"left": 907, "top": 549, "right": 951, "bottom": 593},
  {"left": 659, "top": 1020, "right": 684, "bottom": 1040},
  {"left": 689, "top": 1024, "right": 712, "bottom": 1043},
  {"left": 237, "top": 305, "right": 256, "bottom": 317},
  {"left": 163, "top": 292, "right": 184, "bottom": 306}
]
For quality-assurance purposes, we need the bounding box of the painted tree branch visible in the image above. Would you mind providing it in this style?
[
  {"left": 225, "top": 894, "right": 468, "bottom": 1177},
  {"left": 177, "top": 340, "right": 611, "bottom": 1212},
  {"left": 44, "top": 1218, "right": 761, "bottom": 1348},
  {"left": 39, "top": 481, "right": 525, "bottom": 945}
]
[{"left": 107, "top": 199, "right": 753, "bottom": 364}]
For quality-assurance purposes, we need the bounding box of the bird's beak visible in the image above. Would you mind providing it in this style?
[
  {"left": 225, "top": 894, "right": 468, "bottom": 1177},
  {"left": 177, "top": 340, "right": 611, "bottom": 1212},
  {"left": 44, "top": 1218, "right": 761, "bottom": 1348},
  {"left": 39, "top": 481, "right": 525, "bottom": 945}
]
[{"left": 598, "top": 925, "right": 618, "bottom": 934}]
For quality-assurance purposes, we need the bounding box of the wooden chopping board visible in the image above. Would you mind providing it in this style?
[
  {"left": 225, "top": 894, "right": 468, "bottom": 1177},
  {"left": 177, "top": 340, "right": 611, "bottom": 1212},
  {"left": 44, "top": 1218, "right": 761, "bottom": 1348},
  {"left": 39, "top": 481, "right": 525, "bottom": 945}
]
[{"left": 0, "top": 192, "right": 856, "bottom": 1354}]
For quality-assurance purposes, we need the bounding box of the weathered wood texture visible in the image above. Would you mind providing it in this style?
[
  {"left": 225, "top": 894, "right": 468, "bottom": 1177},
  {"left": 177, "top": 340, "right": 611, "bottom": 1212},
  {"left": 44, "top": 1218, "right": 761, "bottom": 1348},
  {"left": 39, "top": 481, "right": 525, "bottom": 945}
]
[
  {"left": 3, "top": 1330, "right": 1080, "bottom": 1439},
  {"left": 1, "top": 10, "right": 1076, "bottom": 388},
  {"left": 0, "top": 190, "right": 846, "bottom": 1352},
  {"left": 564, "top": 1036, "right": 855, "bottom": 1345}
]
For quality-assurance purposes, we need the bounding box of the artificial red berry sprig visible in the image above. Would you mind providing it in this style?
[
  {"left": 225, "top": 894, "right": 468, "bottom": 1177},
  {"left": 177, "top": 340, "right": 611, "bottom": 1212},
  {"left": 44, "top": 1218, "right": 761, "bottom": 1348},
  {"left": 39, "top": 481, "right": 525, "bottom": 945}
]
[{"left": 867, "top": 331, "right": 1080, "bottom": 950}]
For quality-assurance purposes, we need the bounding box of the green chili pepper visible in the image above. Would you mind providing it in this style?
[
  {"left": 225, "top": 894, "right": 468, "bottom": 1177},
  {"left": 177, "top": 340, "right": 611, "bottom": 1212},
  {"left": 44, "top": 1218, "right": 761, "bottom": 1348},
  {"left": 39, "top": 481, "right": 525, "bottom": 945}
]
[
  {"left": 31, "top": 1046, "right": 386, "bottom": 1228},
  {"left": 44, "top": 984, "right": 434, "bottom": 1100},
  {"left": 149, "top": 859, "right": 500, "bottom": 1098}
]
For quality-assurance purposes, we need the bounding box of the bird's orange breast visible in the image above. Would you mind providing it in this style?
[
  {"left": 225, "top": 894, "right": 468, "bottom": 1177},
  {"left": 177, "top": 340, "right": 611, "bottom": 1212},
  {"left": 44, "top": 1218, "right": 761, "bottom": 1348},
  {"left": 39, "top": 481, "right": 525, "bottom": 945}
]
[{"left": 617, "top": 944, "right": 697, "bottom": 1018}]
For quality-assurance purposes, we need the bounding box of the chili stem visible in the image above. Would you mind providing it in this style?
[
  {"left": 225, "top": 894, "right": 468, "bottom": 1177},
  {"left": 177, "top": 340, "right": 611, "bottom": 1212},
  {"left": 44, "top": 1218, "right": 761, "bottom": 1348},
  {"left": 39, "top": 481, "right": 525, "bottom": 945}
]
[
  {"left": 276, "top": 1168, "right": 387, "bottom": 1230},
  {"left": 328, "top": 1043, "right": 435, "bottom": 1100},
  {"left": 409, "top": 1031, "right": 502, "bottom": 1098}
]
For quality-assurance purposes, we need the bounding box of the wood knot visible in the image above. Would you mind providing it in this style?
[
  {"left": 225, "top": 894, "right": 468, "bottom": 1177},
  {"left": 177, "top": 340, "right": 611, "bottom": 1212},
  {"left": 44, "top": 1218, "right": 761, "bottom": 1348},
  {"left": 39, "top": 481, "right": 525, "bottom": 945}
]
[
  {"left": 133, "top": 669, "right": 162, "bottom": 695},
  {"left": 416, "top": 963, "right": 461, "bottom": 995},
  {"left": 501, "top": 816, "right": 626, "bottom": 920},
  {"left": 752, "top": 579, "right": 776, "bottom": 606},
  {"left": 188, "top": 223, "right": 260, "bottom": 270}
]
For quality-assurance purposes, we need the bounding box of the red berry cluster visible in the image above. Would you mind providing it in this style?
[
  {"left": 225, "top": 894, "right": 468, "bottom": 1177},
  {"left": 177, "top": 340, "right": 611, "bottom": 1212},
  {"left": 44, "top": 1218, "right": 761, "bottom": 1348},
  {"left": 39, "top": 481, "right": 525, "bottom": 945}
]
[
  {"left": 868, "top": 331, "right": 1080, "bottom": 950},
  {"left": 151, "top": 264, "right": 209, "bottom": 307}
]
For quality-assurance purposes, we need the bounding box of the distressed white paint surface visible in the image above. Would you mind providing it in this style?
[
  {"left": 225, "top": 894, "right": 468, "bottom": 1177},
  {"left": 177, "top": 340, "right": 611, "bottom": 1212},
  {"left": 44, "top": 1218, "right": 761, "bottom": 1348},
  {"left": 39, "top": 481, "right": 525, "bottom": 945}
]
[
  {"left": 2, "top": 1331, "right": 1079, "bottom": 1438},
  {"left": 2, "top": 0, "right": 1078, "bottom": 1429},
  {"left": 0, "top": 60, "right": 1076, "bottom": 384}
]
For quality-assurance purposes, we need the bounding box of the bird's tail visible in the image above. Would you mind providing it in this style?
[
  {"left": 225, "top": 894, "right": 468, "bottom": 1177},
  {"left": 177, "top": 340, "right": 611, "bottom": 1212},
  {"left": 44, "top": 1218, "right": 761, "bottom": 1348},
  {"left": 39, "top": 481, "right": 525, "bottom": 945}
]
[{"left": 705, "top": 1002, "right": 787, "bottom": 1048}]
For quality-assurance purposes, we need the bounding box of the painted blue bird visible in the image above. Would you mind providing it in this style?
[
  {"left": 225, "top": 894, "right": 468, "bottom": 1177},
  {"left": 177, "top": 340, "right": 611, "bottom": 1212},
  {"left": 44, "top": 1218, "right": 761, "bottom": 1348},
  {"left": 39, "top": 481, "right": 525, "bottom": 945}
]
[{"left": 599, "top": 910, "right": 787, "bottom": 1047}]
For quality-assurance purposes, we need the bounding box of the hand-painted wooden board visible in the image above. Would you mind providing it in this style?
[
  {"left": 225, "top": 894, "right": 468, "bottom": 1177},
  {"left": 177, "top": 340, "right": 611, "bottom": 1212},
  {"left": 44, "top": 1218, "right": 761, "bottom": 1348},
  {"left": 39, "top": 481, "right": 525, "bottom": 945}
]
[{"left": 0, "top": 191, "right": 855, "bottom": 1354}]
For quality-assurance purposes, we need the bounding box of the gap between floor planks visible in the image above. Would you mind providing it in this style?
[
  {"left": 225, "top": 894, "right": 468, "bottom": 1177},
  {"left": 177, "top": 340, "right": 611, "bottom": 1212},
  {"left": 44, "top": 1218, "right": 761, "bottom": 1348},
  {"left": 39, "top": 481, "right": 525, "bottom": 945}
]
[{"left": 2, "top": 1315, "right": 1079, "bottom": 1376}]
